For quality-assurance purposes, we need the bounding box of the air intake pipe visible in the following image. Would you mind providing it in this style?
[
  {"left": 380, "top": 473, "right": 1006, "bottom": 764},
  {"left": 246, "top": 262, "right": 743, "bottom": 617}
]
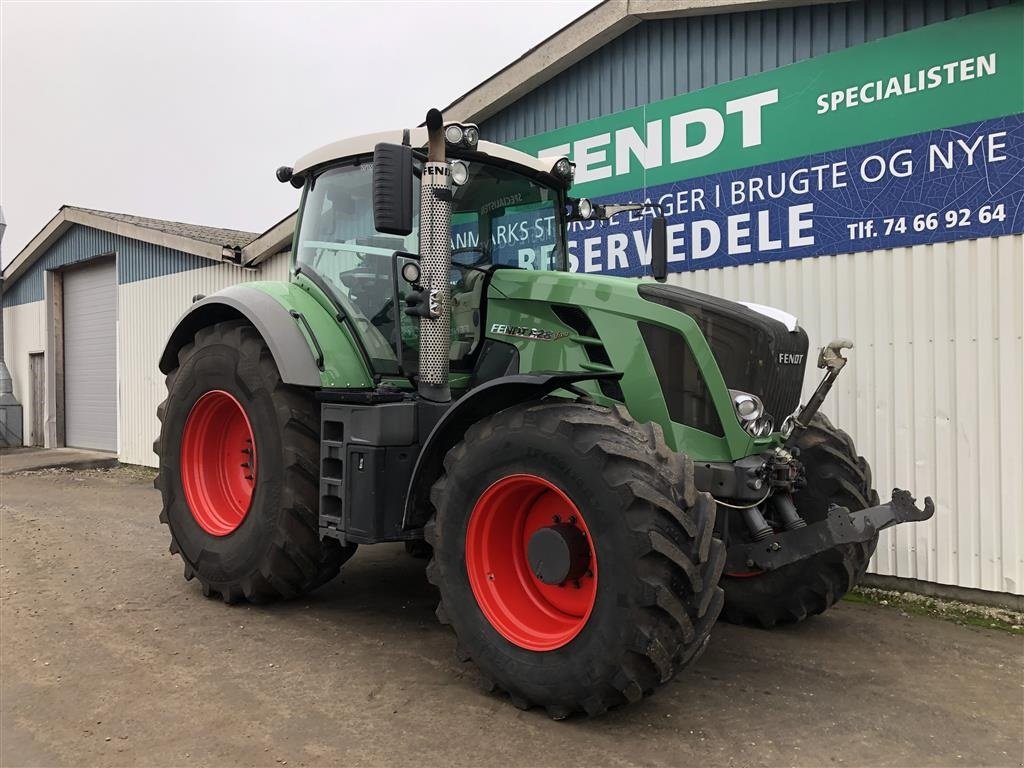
[{"left": 416, "top": 109, "right": 453, "bottom": 403}]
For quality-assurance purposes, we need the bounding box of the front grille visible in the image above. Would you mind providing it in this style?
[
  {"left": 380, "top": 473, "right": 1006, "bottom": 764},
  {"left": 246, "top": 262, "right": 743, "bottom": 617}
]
[
  {"left": 639, "top": 322, "right": 724, "bottom": 436},
  {"left": 638, "top": 284, "right": 809, "bottom": 422}
]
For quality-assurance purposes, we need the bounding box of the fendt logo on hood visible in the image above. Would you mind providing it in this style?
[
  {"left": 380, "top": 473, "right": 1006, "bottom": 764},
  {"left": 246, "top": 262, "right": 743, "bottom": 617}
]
[{"left": 778, "top": 352, "right": 805, "bottom": 365}]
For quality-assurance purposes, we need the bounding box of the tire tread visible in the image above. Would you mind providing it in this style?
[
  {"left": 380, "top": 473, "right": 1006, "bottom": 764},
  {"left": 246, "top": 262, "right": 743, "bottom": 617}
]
[
  {"left": 154, "top": 319, "right": 353, "bottom": 604},
  {"left": 722, "top": 412, "right": 878, "bottom": 628},
  {"left": 425, "top": 400, "right": 724, "bottom": 717}
]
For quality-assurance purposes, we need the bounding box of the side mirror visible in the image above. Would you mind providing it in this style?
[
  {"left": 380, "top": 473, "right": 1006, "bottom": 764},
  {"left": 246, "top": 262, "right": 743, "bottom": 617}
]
[
  {"left": 650, "top": 216, "right": 668, "bottom": 282},
  {"left": 372, "top": 142, "right": 414, "bottom": 236}
]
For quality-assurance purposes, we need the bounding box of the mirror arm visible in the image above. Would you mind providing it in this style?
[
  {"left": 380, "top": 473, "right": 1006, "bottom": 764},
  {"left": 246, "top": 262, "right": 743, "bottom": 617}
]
[
  {"left": 566, "top": 201, "right": 666, "bottom": 221},
  {"left": 595, "top": 201, "right": 664, "bottom": 220}
]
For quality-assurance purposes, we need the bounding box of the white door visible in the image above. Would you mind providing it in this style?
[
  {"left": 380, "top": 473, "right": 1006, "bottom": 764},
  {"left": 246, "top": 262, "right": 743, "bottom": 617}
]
[{"left": 63, "top": 258, "right": 117, "bottom": 451}]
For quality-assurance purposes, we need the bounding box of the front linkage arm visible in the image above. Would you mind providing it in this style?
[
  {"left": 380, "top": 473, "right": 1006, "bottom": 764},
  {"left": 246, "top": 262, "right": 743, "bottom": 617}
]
[
  {"left": 783, "top": 338, "right": 853, "bottom": 441},
  {"left": 725, "top": 490, "right": 936, "bottom": 572}
]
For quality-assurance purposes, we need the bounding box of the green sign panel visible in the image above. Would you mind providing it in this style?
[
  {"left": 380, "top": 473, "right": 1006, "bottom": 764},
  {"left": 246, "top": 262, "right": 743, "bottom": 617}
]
[{"left": 512, "top": 4, "right": 1024, "bottom": 200}]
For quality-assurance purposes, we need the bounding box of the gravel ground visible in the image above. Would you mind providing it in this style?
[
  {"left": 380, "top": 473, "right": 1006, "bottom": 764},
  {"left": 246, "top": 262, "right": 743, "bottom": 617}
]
[{"left": 1, "top": 467, "right": 1022, "bottom": 767}]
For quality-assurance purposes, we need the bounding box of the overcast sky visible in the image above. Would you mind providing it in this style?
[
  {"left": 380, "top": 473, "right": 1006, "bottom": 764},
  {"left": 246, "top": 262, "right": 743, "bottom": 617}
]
[{"left": 0, "top": 0, "right": 597, "bottom": 266}]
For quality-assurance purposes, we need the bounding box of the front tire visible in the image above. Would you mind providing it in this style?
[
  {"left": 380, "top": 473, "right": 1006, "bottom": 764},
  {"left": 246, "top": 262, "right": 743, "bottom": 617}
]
[
  {"left": 425, "top": 402, "right": 725, "bottom": 718},
  {"left": 154, "top": 320, "right": 354, "bottom": 603},
  {"left": 721, "top": 413, "right": 879, "bottom": 627}
]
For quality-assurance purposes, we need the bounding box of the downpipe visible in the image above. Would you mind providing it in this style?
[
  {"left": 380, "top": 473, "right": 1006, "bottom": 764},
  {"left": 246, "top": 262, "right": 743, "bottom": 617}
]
[{"left": 0, "top": 207, "right": 23, "bottom": 448}]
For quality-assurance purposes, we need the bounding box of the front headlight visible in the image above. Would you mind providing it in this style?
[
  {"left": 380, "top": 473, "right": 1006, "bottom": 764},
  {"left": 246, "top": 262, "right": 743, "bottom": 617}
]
[
  {"left": 730, "top": 390, "right": 763, "bottom": 422},
  {"left": 729, "top": 390, "right": 773, "bottom": 436}
]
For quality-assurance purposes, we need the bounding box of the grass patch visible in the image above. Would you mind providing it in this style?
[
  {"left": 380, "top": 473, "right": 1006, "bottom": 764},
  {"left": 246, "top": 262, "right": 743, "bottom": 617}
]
[
  {"left": 103, "top": 463, "right": 159, "bottom": 481},
  {"left": 13, "top": 464, "right": 158, "bottom": 482},
  {"left": 846, "top": 586, "right": 1023, "bottom": 634}
]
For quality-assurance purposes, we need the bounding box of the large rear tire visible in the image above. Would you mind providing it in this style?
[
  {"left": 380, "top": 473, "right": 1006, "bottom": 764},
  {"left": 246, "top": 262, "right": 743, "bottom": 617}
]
[
  {"left": 721, "top": 413, "right": 878, "bottom": 627},
  {"left": 154, "top": 320, "right": 354, "bottom": 603},
  {"left": 425, "top": 401, "right": 725, "bottom": 718}
]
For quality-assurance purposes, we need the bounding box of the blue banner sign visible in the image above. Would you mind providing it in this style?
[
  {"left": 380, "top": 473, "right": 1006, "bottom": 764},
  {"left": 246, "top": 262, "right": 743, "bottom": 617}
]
[{"left": 562, "top": 114, "right": 1022, "bottom": 275}]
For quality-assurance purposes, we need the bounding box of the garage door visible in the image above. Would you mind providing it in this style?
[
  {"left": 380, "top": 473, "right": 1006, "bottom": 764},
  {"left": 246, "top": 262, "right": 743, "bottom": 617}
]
[{"left": 63, "top": 259, "right": 117, "bottom": 451}]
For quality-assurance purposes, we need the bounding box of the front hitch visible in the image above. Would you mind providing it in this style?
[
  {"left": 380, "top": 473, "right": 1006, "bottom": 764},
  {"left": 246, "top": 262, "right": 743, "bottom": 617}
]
[{"left": 725, "top": 490, "right": 935, "bottom": 572}]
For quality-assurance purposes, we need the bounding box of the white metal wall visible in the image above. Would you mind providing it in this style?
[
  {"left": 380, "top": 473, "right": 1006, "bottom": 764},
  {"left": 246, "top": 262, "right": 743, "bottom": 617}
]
[
  {"left": 1, "top": 300, "right": 46, "bottom": 443},
  {"left": 668, "top": 234, "right": 1024, "bottom": 595},
  {"left": 117, "top": 253, "right": 290, "bottom": 468},
  {"left": 6, "top": 238, "right": 1021, "bottom": 596}
]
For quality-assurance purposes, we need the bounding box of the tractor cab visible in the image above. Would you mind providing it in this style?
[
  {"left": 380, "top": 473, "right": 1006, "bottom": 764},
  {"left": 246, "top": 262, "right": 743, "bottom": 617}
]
[{"left": 283, "top": 124, "right": 574, "bottom": 382}]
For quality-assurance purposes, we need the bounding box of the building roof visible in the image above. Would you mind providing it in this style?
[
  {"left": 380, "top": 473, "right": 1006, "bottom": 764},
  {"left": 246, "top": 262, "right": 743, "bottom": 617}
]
[
  {"left": 242, "top": 210, "right": 296, "bottom": 267},
  {"left": 2, "top": 205, "right": 260, "bottom": 288},
  {"left": 74, "top": 208, "right": 257, "bottom": 249},
  {"left": 441, "top": 0, "right": 833, "bottom": 125}
]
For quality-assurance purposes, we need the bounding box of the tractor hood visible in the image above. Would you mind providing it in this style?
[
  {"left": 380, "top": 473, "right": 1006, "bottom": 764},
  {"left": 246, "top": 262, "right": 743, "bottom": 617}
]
[{"left": 487, "top": 269, "right": 808, "bottom": 455}]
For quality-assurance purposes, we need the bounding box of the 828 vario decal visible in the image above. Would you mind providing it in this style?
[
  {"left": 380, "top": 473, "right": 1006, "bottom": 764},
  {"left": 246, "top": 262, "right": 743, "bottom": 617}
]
[{"left": 490, "top": 323, "right": 569, "bottom": 341}]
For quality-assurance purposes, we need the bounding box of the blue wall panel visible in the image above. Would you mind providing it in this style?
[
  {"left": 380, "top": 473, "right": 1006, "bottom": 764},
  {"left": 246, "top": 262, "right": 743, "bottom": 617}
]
[
  {"left": 481, "top": 0, "right": 1012, "bottom": 144},
  {"left": 2, "top": 225, "right": 210, "bottom": 308}
]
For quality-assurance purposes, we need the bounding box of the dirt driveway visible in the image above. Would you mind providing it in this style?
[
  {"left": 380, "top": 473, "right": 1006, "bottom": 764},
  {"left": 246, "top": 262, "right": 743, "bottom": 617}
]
[{"left": 1, "top": 468, "right": 1021, "bottom": 767}]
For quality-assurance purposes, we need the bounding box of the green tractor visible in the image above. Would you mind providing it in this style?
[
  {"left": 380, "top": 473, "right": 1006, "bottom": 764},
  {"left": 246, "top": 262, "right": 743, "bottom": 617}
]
[{"left": 155, "top": 109, "right": 932, "bottom": 718}]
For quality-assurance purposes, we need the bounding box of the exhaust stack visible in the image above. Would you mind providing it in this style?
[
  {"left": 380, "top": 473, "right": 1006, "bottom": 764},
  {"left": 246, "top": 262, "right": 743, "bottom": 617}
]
[{"left": 417, "top": 109, "right": 453, "bottom": 403}]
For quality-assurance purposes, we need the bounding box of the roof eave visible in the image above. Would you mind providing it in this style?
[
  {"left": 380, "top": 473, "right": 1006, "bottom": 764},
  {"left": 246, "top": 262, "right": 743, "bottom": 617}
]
[
  {"left": 442, "top": 0, "right": 841, "bottom": 125},
  {"left": 242, "top": 212, "right": 297, "bottom": 266},
  {"left": 2, "top": 209, "right": 74, "bottom": 286},
  {"left": 2, "top": 206, "right": 244, "bottom": 287}
]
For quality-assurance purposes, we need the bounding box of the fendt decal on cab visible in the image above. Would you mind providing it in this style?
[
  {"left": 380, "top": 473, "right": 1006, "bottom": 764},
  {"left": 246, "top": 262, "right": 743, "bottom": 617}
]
[{"left": 490, "top": 323, "right": 569, "bottom": 341}]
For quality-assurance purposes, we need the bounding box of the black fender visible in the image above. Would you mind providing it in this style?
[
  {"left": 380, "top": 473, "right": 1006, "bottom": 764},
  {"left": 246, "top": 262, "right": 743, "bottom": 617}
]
[
  {"left": 158, "top": 285, "right": 322, "bottom": 387},
  {"left": 402, "top": 371, "right": 623, "bottom": 530}
]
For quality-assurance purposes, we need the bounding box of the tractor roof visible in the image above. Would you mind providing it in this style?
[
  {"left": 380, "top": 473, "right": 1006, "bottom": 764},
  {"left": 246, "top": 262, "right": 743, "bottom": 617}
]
[{"left": 293, "top": 126, "right": 563, "bottom": 177}]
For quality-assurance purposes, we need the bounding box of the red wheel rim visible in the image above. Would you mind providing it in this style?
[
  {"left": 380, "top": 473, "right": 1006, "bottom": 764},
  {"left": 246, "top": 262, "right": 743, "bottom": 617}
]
[
  {"left": 465, "top": 474, "right": 597, "bottom": 651},
  {"left": 180, "top": 390, "right": 257, "bottom": 536}
]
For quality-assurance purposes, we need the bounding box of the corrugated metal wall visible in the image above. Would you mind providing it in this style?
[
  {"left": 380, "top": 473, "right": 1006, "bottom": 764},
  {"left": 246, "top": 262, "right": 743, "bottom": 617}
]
[
  {"left": 482, "top": 0, "right": 1013, "bottom": 144},
  {"left": 2, "top": 225, "right": 213, "bottom": 307},
  {"left": 1, "top": 233, "right": 290, "bottom": 464},
  {"left": 480, "top": 0, "right": 1022, "bottom": 596},
  {"left": 117, "top": 252, "right": 290, "bottom": 467},
  {"left": 1, "top": 300, "right": 46, "bottom": 443},
  {"left": 669, "top": 235, "right": 1023, "bottom": 595},
  {"left": 109, "top": 237, "right": 1024, "bottom": 593}
]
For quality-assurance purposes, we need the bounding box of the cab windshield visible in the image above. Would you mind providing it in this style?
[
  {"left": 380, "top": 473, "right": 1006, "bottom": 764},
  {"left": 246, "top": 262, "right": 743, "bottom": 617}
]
[{"left": 295, "top": 157, "right": 566, "bottom": 375}]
